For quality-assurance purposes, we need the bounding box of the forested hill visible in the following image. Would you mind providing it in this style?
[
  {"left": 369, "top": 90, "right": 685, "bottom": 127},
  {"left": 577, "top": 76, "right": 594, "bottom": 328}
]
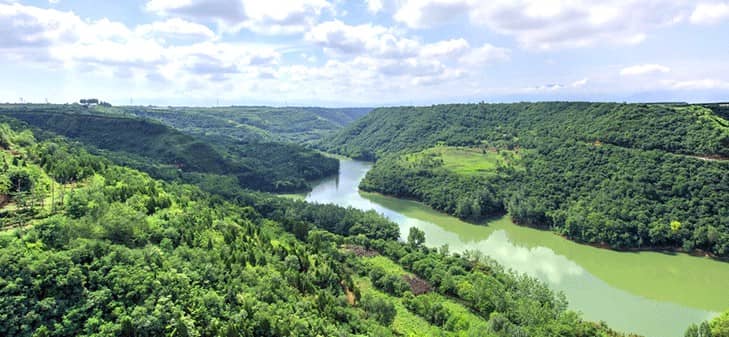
[
  {"left": 0, "top": 122, "right": 638, "bottom": 337},
  {"left": 320, "top": 102, "right": 729, "bottom": 160},
  {"left": 320, "top": 102, "right": 729, "bottom": 258},
  {"left": 0, "top": 104, "right": 338, "bottom": 193},
  {"left": 125, "top": 106, "right": 372, "bottom": 144}
]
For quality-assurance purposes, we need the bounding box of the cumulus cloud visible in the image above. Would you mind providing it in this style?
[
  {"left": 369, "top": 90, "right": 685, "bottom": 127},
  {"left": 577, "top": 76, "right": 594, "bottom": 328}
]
[
  {"left": 690, "top": 2, "right": 729, "bottom": 24},
  {"left": 365, "top": 0, "right": 384, "bottom": 13},
  {"left": 527, "top": 78, "right": 589, "bottom": 92},
  {"left": 306, "top": 20, "right": 419, "bottom": 57},
  {"left": 393, "top": 0, "right": 697, "bottom": 50},
  {"left": 459, "top": 43, "right": 511, "bottom": 65},
  {"left": 0, "top": 2, "right": 283, "bottom": 87},
  {"left": 620, "top": 64, "right": 671, "bottom": 76},
  {"left": 664, "top": 79, "right": 729, "bottom": 90},
  {"left": 420, "top": 38, "right": 470, "bottom": 58},
  {"left": 145, "top": 0, "right": 331, "bottom": 34},
  {"left": 0, "top": 3, "right": 80, "bottom": 50},
  {"left": 136, "top": 18, "right": 216, "bottom": 42},
  {"left": 305, "top": 20, "right": 509, "bottom": 87},
  {"left": 394, "top": 0, "right": 470, "bottom": 28},
  {"left": 145, "top": 0, "right": 246, "bottom": 24}
]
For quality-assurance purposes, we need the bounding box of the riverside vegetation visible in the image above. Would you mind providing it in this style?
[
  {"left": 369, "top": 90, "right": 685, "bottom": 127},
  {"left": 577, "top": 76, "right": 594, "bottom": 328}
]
[
  {"left": 0, "top": 114, "right": 645, "bottom": 336},
  {"left": 0, "top": 102, "right": 727, "bottom": 337},
  {"left": 320, "top": 102, "right": 729, "bottom": 258}
]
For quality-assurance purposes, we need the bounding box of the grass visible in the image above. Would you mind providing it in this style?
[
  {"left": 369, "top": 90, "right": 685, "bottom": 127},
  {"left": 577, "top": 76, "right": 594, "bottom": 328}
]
[
  {"left": 356, "top": 255, "right": 490, "bottom": 336},
  {"left": 276, "top": 193, "right": 306, "bottom": 201},
  {"left": 355, "top": 276, "right": 447, "bottom": 337},
  {"left": 361, "top": 255, "right": 410, "bottom": 276},
  {"left": 403, "top": 146, "right": 521, "bottom": 177}
]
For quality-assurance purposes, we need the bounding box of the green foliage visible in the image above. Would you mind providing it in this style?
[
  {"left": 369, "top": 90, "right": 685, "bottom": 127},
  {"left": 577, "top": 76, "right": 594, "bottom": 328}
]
[
  {"left": 328, "top": 103, "right": 729, "bottom": 257},
  {"left": 685, "top": 322, "right": 713, "bottom": 337},
  {"left": 0, "top": 122, "right": 637, "bottom": 337},
  {"left": 710, "top": 311, "right": 729, "bottom": 337},
  {"left": 361, "top": 293, "right": 397, "bottom": 326},
  {"left": 0, "top": 105, "right": 339, "bottom": 193},
  {"left": 127, "top": 106, "right": 371, "bottom": 144},
  {"left": 321, "top": 102, "right": 729, "bottom": 158},
  {"left": 408, "top": 227, "right": 426, "bottom": 247}
]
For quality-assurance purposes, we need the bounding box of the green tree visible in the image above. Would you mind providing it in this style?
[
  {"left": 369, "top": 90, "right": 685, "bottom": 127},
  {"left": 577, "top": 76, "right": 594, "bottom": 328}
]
[
  {"left": 361, "top": 294, "right": 396, "bottom": 326},
  {"left": 408, "top": 227, "right": 426, "bottom": 247}
]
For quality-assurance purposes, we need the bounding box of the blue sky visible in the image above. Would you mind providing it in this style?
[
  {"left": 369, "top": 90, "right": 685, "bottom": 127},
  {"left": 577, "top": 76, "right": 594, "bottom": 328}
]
[{"left": 1, "top": 0, "right": 728, "bottom": 106}]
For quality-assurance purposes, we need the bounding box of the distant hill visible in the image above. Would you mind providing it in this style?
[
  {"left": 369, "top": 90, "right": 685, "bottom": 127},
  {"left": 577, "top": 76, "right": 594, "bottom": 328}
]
[
  {"left": 0, "top": 120, "right": 634, "bottom": 337},
  {"left": 321, "top": 102, "right": 729, "bottom": 258},
  {"left": 321, "top": 102, "right": 729, "bottom": 159},
  {"left": 124, "top": 106, "right": 372, "bottom": 144},
  {"left": 0, "top": 104, "right": 338, "bottom": 193}
]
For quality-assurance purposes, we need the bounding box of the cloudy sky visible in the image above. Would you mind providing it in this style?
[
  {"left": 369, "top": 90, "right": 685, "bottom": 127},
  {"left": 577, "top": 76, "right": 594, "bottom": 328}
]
[{"left": 1, "top": 0, "right": 728, "bottom": 106}]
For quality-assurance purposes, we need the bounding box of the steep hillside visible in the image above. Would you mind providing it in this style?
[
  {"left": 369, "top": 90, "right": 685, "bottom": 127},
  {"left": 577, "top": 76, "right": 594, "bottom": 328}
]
[
  {"left": 126, "top": 106, "right": 372, "bottom": 144},
  {"left": 0, "top": 105, "right": 338, "bottom": 193},
  {"left": 322, "top": 103, "right": 729, "bottom": 257},
  {"left": 0, "top": 122, "right": 635, "bottom": 337},
  {"left": 321, "top": 102, "right": 729, "bottom": 160}
]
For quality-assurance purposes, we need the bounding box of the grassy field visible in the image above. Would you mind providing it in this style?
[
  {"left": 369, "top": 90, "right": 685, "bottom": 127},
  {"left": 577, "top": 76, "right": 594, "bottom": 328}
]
[
  {"left": 361, "top": 255, "right": 411, "bottom": 276},
  {"left": 403, "top": 146, "right": 521, "bottom": 177},
  {"left": 355, "top": 276, "right": 448, "bottom": 337},
  {"left": 355, "top": 255, "right": 490, "bottom": 336}
]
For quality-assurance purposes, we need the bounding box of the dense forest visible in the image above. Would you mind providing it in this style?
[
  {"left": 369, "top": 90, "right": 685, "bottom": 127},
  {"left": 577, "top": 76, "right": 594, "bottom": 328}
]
[
  {"left": 126, "top": 106, "right": 371, "bottom": 144},
  {"left": 0, "top": 122, "right": 639, "bottom": 336},
  {"left": 0, "top": 105, "right": 338, "bottom": 193},
  {"left": 321, "top": 103, "right": 729, "bottom": 257},
  {"left": 684, "top": 312, "right": 729, "bottom": 337}
]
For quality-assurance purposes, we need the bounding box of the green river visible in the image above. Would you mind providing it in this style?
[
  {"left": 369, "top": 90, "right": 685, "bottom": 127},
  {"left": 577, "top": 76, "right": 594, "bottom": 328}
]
[{"left": 305, "top": 159, "right": 729, "bottom": 337}]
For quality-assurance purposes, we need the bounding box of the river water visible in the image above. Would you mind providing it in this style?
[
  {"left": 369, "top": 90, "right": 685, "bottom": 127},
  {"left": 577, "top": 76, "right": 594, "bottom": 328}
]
[{"left": 305, "top": 159, "right": 728, "bottom": 337}]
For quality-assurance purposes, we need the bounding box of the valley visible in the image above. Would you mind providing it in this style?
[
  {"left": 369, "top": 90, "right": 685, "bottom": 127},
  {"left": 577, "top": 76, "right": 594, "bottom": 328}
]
[{"left": 306, "top": 159, "right": 728, "bottom": 337}]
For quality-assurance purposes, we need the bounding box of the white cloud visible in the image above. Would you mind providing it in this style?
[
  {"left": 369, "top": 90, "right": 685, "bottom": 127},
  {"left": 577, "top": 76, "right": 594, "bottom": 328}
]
[
  {"left": 459, "top": 43, "right": 511, "bottom": 65},
  {"left": 306, "top": 20, "right": 419, "bottom": 58},
  {"left": 145, "top": 0, "right": 246, "bottom": 23},
  {"left": 0, "top": 3, "right": 81, "bottom": 51},
  {"left": 136, "top": 18, "right": 216, "bottom": 42},
  {"left": 664, "top": 79, "right": 729, "bottom": 90},
  {"left": 420, "top": 38, "right": 470, "bottom": 58},
  {"left": 145, "top": 0, "right": 331, "bottom": 34},
  {"left": 393, "top": 0, "right": 697, "bottom": 50},
  {"left": 0, "top": 2, "right": 283, "bottom": 87},
  {"left": 305, "top": 20, "right": 509, "bottom": 88},
  {"left": 525, "top": 78, "right": 589, "bottom": 92},
  {"left": 571, "top": 78, "right": 589, "bottom": 87},
  {"left": 620, "top": 64, "right": 671, "bottom": 76},
  {"left": 394, "top": 0, "right": 470, "bottom": 29},
  {"left": 365, "top": 0, "right": 384, "bottom": 13},
  {"left": 690, "top": 2, "right": 729, "bottom": 24}
]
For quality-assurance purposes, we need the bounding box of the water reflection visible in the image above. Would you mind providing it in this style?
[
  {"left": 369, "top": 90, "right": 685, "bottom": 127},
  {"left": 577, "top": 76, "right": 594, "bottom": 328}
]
[{"left": 306, "top": 159, "right": 721, "bottom": 337}]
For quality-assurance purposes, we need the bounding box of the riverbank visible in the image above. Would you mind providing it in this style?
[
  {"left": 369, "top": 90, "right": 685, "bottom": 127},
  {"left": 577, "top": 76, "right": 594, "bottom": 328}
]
[{"left": 306, "top": 159, "right": 728, "bottom": 337}]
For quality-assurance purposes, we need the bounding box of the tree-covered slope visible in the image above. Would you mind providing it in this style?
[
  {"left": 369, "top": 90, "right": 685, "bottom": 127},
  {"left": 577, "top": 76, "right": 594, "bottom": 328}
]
[
  {"left": 0, "top": 123, "right": 635, "bottom": 337},
  {"left": 321, "top": 102, "right": 729, "bottom": 159},
  {"left": 126, "top": 106, "right": 372, "bottom": 144},
  {"left": 322, "top": 102, "right": 729, "bottom": 257},
  {"left": 0, "top": 105, "right": 338, "bottom": 193}
]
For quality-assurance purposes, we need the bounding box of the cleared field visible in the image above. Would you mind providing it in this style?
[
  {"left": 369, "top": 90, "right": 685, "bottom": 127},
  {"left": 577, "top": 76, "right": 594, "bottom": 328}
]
[
  {"left": 361, "top": 255, "right": 410, "bottom": 276},
  {"left": 403, "top": 146, "right": 521, "bottom": 177},
  {"left": 355, "top": 277, "right": 447, "bottom": 337},
  {"left": 355, "top": 255, "right": 490, "bottom": 336}
]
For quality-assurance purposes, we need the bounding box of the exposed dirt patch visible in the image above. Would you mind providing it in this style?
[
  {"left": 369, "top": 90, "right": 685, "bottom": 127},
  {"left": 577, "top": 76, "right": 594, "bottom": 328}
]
[
  {"left": 341, "top": 244, "right": 379, "bottom": 257},
  {"left": 403, "top": 275, "right": 432, "bottom": 295}
]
